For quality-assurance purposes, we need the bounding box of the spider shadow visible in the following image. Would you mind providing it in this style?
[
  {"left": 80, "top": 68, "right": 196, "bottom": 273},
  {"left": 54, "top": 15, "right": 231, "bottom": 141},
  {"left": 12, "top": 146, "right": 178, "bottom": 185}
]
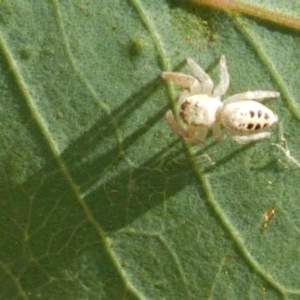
[
  {"left": 15, "top": 72, "right": 208, "bottom": 232},
  {"left": 0, "top": 73, "right": 201, "bottom": 297},
  {"left": 56, "top": 75, "right": 212, "bottom": 231}
]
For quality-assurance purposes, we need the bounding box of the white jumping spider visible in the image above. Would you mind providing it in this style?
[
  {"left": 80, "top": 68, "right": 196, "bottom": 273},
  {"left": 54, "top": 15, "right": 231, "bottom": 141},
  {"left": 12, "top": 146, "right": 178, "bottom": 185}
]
[{"left": 162, "top": 56, "right": 279, "bottom": 143}]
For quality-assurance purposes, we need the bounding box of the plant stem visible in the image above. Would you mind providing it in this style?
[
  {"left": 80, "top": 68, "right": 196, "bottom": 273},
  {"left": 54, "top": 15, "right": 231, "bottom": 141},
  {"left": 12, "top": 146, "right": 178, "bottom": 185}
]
[{"left": 191, "top": 0, "right": 300, "bottom": 31}]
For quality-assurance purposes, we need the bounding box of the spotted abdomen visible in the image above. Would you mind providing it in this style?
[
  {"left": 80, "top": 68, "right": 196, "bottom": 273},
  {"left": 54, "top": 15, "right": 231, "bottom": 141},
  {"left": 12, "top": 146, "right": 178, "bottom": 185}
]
[{"left": 222, "top": 101, "right": 278, "bottom": 133}]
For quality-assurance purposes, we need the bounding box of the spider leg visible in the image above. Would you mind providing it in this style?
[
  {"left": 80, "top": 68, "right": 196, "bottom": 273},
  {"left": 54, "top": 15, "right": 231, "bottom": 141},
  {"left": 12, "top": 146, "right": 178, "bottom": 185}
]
[
  {"left": 233, "top": 132, "right": 271, "bottom": 143},
  {"left": 165, "top": 110, "right": 208, "bottom": 144},
  {"left": 213, "top": 55, "right": 230, "bottom": 97},
  {"left": 186, "top": 125, "right": 208, "bottom": 144},
  {"left": 165, "top": 110, "right": 189, "bottom": 138},
  {"left": 223, "top": 91, "right": 280, "bottom": 105},
  {"left": 187, "top": 58, "right": 213, "bottom": 95},
  {"left": 162, "top": 72, "right": 202, "bottom": 94},
  {"left": 211, "top": 123, "right": 224, "bottom": 141}
]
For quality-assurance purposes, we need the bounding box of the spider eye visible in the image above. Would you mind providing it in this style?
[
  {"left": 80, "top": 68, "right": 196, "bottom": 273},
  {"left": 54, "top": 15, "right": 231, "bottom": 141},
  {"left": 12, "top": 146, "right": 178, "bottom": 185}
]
[
  {"left": 180, "top": 111, "right": 186, "bottom": 120},
  {"left": 181, "top": 101, "right": 189, "bottom": 111}
]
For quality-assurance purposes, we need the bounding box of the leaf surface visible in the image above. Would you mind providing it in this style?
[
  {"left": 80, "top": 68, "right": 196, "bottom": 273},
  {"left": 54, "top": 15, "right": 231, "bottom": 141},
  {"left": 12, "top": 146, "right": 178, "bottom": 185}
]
[{"left": 1, "top": 0, "right": 300, "bottom": 299}]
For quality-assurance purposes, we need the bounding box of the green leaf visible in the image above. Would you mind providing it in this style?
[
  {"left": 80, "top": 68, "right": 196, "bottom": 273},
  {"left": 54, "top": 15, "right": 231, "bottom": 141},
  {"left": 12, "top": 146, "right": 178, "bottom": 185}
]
[{"left": 1, "top": 0, "right": 300, "bottom": 299}]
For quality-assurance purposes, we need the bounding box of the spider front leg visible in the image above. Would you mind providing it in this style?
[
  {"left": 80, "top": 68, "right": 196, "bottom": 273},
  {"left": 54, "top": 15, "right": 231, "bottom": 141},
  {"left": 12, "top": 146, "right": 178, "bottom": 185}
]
[
  {"left": 165, "top": 110, "right": 189, "bottom": 138},
  {"left": 165, "top": 110, "right": 208, "bottom": 144}
]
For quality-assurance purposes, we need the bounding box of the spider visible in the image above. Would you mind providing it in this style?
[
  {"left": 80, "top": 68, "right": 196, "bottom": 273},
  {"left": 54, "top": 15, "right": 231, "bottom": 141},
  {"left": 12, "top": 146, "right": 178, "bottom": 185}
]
[{"left": 162, "top": 55, "right": 280, "bottom": 143}]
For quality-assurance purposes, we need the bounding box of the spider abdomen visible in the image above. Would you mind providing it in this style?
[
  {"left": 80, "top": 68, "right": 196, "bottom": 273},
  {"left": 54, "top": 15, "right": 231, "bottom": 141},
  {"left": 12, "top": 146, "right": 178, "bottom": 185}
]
[{"left": 222, "top": 101, "right": 278, "bottom": 133}]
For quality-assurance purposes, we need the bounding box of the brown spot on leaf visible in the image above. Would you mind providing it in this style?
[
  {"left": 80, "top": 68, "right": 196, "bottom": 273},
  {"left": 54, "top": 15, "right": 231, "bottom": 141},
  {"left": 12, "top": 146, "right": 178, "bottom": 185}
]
[
  {"left": 250, "top": 111, "right": 255, "bottom": 118},
  {"left": 247, "top": 123, "right": 254, "bottom": 130},
  {"left": 254, "top": 124, "right": 261, "bottom": 130}
]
